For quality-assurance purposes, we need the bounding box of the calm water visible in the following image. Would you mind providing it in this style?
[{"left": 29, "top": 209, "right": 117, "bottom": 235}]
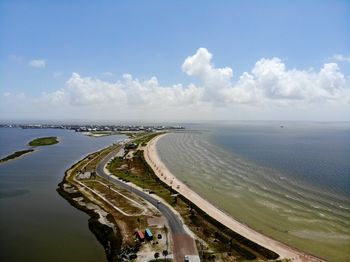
[
  {"left": 0, "top": 128, "right": 126, "bottom": 262},
  {"left": 157, "top": 122, "right": 350, "bottom": 261}
]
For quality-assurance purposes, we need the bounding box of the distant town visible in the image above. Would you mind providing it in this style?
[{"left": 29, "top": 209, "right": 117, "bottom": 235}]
[{"left": 0, "top": 123, "right": 185, "bottom": 133}]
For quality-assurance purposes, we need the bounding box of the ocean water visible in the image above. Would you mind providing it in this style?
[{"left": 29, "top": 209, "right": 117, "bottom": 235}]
[
  {"left": 0, "top": 128, "right": 126, "bottom": 262},
  {"left": 157, "top": 122, "right": 350, "bottom": 261}
]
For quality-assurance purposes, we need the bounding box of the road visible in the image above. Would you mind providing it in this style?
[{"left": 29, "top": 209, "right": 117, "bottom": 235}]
[{"left": 96, "top": 147, "right": 199, "bottom": 262}]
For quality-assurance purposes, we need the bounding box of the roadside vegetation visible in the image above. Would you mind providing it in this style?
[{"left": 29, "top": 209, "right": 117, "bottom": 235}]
[
  {"left": 0, "top": 149, "right": 34, "bottom": 163},
  {"left": 58, "top": 131, "right": 279, "bottom": 261},
  {"left": 28, "top": 136, "right": 59, "bottom": 146},
  {"left": 108, "top": 133, "right": 280, "bottom": 261},
  {"left": 58, "top": 139, "right": 170, "bottom": 262},
  {"left": 133, "top": 132, "right": 164, "bottom": 146}
]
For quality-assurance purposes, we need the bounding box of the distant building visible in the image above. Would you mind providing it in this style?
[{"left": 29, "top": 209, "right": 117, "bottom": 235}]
[{"left": 144, "top": 228, "right": 153, "bottom": 240}]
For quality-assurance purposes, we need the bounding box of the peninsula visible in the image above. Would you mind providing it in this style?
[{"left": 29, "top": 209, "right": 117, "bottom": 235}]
[{"left": 58, "top": 131, "right": 324, "bottom": 262}]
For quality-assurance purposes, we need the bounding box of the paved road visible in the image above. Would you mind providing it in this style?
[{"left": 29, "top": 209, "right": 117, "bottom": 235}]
[
  {"left": 96, "top": 147, "right": 200, "bottom": 261},
  {"left": 96, "top": 147, "right": 187, "bottom": 234}
]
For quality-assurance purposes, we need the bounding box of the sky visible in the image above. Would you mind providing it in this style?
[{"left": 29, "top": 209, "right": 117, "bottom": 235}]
[{"left": 0, "top": 0, "right": 349, "bottom": 122}]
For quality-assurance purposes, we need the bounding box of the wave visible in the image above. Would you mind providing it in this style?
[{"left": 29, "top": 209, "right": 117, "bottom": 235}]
[{"left": 156, "top": 132, "right": 350, "bottom": 258}]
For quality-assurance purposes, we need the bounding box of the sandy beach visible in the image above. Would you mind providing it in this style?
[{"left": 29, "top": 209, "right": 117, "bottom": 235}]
[{"left": 144, "top": 133, "right": 325, "bottom": 262}]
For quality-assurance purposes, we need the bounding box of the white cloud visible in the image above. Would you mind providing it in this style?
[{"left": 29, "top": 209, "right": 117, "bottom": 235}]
[
  {"left": 44, "top": 72, "right": 203, "bottom": 109},
  {"left": 330, "top": 54, "right": 350, "bottom": 63},
  {"left": 101, "top": 71, "right": 115, "bottom": 77},
  {"left": 182, "top": 48, "right": 348, "bottom": 106},
  {"left": 29, "top": 59, "right": 46, "bottom": 68},
  {"left": 2, "top": 48, "right": 349, "bottom": 120},
  {"left": 53, "top": 71, "right": 64, "bottom": 78},
  {"left": 182, "top": 47, "right": 233, "bottom": 103}
]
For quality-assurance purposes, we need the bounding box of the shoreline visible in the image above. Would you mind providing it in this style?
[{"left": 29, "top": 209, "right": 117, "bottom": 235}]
[
  {"left": 144, "top": 133, "right": 325, "bottom": 262},
  {"left": 57, "top": 149, "right": 123, "bottom": 261}
]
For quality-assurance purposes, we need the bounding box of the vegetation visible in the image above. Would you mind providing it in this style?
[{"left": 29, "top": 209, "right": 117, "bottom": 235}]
[
  {"left": 57, "top": 144, "right": 161, "bottom": 261},
  {"left": 0, "top": 149, "right": 34, "bottom": 163},
  {"left": 28, "top": 136, "right": 59, "bottom": 146},
  {"left": 57, "top": 146, "right": 123, "bottom": 262},
  {"left": 133, "top": 132, "right": 164, "bottom": 146},
  {"left": 108, "top": 144, "right": 279, "bottom": 261},
  {"left": 59, "top": 131, "right": 279, "bottom": 261}
]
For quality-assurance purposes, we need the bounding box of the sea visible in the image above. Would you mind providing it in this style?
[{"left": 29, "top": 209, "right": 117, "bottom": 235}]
[
  {"left": 0, "top": 128, "right": 126, "bottom": 262},
  {"left": 0, "top": 123, "right": 349, "bottom": 262},
  {"left": 156, "top": 121, "right": 350, "bottom": 262}
]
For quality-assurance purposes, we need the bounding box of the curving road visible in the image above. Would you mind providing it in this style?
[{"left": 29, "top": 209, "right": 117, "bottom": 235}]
[
  {"left": 96, "top": 147, "right": 185, "bottom": 234},
  {"left": 96, "top": 147, "right": 199, "bottom": 261}
]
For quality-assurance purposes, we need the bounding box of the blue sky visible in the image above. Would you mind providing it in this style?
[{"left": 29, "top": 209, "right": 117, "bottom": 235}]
[{"left": 0, "top": 0, "right": 349, "bottom": 121}]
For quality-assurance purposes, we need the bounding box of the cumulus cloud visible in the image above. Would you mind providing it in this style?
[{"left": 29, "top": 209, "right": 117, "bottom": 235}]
[
  {"left": 182, "top": 48, "right": 348, "bottom": 105},
  {"left": 182, "top": 47, "right": 233, "bottom": 103},
  {"left": 44, "top": 72, "right": 203, "bottom": 109},
  {"left": 330, "top": 54, "right": 350, "bottom": 63},
  {"left": 42, "top": 48, "right": 349, "bottom": 110},
  {"left": 29, "top": 59, "right": 46, "bottom": 68},
  {"left": 2, "top": 48, "right": 349, "bottom": 120}
]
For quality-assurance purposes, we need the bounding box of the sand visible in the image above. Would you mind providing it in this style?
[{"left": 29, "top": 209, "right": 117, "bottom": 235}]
[{"left": 144, "top": 133, "right": 325, "bottom": 262}]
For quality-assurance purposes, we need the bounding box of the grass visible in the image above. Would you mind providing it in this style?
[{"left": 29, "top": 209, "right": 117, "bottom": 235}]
[
  {"left": 59, "top": 132, "right": 279, "bottom": 261},
  {"left": 108, "top": 147, "right": 280, "bottom": 261},
  {"left": 133, "top": 132, "right": 165, "bottom": 146},
  {"left": 83, "top": 179, "right": 145, "bottom": 215},
  {"left": 0, "top": 149, "right": 34, "bottom": 163},
  {"left": 58, "top": 144, "right": 152, "bottom": 246},
  {"left": 28, "top": 136, "right": 59, "bottom": 146}
]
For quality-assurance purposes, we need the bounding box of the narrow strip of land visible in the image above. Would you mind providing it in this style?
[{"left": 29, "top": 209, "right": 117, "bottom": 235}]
[
  {"left": 96, "top": 147, "right": 199, "bottom": 262},
  {"left": 0, "top": 149, "right": 34, "bottom": 164},
  {"left": 144, "top": 133, "right": 325, "bottom": 262}
]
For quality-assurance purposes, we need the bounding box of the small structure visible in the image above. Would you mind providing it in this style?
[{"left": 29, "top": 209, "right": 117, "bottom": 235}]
[
  {"left": 135, "top": 231, "right": 145, "bottom": 242},
  {"left": 77, "top": 172, "right": 91, "bottom": 180},
  {"left": 144, "top": 228, "right": 153, "bottom": 241},
  {"left": 125, "top": 143, "right": 138, "bottom": 150}
]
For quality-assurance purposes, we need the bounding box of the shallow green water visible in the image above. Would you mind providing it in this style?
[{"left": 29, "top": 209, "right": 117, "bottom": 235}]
[{"left": 157, "top": 125, "right": 350, "bottom": 261}]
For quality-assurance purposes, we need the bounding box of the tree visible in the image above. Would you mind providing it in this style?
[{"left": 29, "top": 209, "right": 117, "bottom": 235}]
[
  {"left": 162, "top": 250, "right": 168, "bottom": 261},
  {"left": 154, "top": 252, "right": 159, "bottom": 260}
]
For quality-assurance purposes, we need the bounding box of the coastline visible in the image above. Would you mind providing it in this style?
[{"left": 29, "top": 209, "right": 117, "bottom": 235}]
[
  {"left": 57, "top": 140, "right": 173, "bottom": 262},
  {"left": 144, "top": 133, "right": 325, "bottom": 262},
  {"left": 57, "top": 149, "right": 123, "bottom": 261}
]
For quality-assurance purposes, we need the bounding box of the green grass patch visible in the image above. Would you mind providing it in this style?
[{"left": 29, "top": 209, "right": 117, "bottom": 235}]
[
  {"left": 109, "top": 149, "right": 280, "bottom": 261},
  {"left": 28, "top": 136, "right": 59, "bottom": 146},
  {"left": 0, "top": 149, "right": 34, "bottom": 163},
  {"left": 133, "top": 132, "right": 165, "bottom": 146}
]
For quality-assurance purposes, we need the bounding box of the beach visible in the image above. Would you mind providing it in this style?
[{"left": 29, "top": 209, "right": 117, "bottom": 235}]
[{"left": 144, "top": 133, "right": 324, "bottom": 262}]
